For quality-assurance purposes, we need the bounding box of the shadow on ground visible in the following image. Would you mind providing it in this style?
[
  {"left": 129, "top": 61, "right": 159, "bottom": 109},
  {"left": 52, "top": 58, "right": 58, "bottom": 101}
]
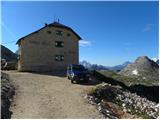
[
  {"left": 78, "top": 77, "right": 102, "bottom": 86},
  {"left": 28, "top": 71, "right": 67, "bottom": 77}
]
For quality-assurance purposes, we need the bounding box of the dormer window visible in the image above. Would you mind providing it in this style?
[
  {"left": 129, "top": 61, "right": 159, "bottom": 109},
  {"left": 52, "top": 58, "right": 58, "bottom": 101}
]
[
  {"left": 55, "top": 41, "right": 64, "bottom": 47},
  {"left": 56, "top": 30, "right": 62, "bottom": 36}
]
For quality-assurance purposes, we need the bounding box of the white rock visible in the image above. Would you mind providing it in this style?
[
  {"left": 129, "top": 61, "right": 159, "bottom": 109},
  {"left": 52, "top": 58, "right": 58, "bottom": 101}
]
[
  {"left": 123, "top": 108, "right": 127, "bottom": 112},
  {"left": 84, "top": 95, "right": 88, "bottom": 99},
  {"left": 122, "top": 103, "right": 126, "bottom": 107},
  {"left": 142, "top": 77, "right": 146, "bottom": 79},
  {"left": 98, "top": 106, "right": 102, "bottom": 111},
  {"left": 132, "top": 69, "right": 139, "bottom": 75}
]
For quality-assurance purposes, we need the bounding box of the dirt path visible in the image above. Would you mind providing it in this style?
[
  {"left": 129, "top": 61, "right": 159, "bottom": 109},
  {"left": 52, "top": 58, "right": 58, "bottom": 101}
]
[{"left": 4, "top": 71, "right": 104, "bottom": 119}]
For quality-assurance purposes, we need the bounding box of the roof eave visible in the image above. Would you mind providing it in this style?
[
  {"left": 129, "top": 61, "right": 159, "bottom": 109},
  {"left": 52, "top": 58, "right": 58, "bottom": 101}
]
[{"left": 16, "top": 23, "right": 82, "bottom": 44}]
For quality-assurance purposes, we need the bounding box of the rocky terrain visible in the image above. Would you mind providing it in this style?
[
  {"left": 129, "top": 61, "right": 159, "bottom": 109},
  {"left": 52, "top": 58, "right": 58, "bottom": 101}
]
[
  {"left": 86, "top": 83, "right": 159, "bottom": 119},
  {"left": 151, "top": 58, "right": 159, "bottom": 65},
  {"left": 1, "top": 45, "right": 17, "bottom": 62},
  {"left": 1, "top": 72, "right": 15, "bottom": 119},
  {"left": 119, "top": 56, "right": 159, "bottom": 83},
  {"left": 156, "top": 59, "right": 159, "bottom": 64},
  {"left": 90, "top": 56, "right": 159, "bottom": 118}
]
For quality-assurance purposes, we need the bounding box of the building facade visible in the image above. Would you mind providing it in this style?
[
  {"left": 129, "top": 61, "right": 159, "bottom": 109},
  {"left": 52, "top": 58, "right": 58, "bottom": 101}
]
[{"left": 16, "top": 22, "right": 81, "bottom": 72}]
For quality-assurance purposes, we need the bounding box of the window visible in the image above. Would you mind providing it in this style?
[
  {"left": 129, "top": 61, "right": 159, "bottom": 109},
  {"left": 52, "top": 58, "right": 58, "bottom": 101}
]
[
  {"left": 47, "top": 30, "right": 51, "bottom": 34},
  {"left": 56, "top": 30, "right": 62, "bottom": 36},
  {"left": 55, "top": 55, "right": 64, "bottom": 61},
  {"left": 67, "top": 33, "right": 71, "bottom": 37},
  {"left": 55, "top": 41, "right": 64, "bottom": 47}
]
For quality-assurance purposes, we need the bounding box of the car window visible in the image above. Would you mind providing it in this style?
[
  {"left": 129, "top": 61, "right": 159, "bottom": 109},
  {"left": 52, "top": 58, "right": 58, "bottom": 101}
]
[
  {"left": 67, "top": 66, "right": 71, "bottom": 70},
  {"left": 72, "top": 65, "right": 85, "bottom": 71}
]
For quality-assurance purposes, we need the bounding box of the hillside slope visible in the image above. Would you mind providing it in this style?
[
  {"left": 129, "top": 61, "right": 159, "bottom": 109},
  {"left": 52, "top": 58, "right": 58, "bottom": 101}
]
[
  {"left": 119, "top": 56, "right": 159, "bottom": 82},
  {"left": 1, "top": 45, "right": 17, "bottom": 61}
]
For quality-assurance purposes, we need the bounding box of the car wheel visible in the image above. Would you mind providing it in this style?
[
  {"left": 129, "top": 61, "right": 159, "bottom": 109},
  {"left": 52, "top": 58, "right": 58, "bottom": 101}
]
[{"left": 71, "top": 79, "right": 74, "bottom": 83}]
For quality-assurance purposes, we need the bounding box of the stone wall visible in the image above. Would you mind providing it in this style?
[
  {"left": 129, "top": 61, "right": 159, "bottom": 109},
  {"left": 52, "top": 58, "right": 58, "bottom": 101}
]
[{"left": 18, "top": 26, "right": 79, "bottom": 72}]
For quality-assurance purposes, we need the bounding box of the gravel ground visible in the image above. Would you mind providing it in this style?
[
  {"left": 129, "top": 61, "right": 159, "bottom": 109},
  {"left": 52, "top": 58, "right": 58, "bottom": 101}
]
[{"left": 4, "top": 71, "right": 104, "bottom": 119}]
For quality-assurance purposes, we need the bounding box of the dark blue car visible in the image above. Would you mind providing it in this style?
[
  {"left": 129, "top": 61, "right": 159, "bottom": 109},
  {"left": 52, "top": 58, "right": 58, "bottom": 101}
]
[{"left": 67, "top": 64, "right": 90, "bottom": 83}]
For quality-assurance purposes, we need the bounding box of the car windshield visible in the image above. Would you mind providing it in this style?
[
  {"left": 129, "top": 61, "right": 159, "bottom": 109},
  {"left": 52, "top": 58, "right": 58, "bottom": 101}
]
[{"left": 72, "top": 65, "right": 85, "bottom": 71}]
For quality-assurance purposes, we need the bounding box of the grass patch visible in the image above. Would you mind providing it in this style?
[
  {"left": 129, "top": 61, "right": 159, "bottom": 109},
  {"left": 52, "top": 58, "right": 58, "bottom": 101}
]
[
  {"left": 95, "top": 70, "right": 156, "bottom": 86},
  {"left": 89, "top": 87, "right": 97, "bottom": 94}
]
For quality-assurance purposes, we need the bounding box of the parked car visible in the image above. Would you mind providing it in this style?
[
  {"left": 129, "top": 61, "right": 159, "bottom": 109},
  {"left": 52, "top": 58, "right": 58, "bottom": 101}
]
[{"left": 67, "top": 64, "right": 90, "bottom": 83}]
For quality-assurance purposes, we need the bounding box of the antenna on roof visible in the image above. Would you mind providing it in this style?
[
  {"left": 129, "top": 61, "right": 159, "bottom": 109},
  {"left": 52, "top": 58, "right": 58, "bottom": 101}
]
[
  {"left": 53, "top": 14, "right": 60, "bottom": 23},
  {"left": 54, "top": 14, "right": 57, "bottom": 22}
]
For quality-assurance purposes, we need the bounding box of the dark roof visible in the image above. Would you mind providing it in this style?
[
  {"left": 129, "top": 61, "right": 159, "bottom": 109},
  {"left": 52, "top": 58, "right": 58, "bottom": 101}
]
[{"left": 16, "top": 22, "right": 82, "bottom": 44}]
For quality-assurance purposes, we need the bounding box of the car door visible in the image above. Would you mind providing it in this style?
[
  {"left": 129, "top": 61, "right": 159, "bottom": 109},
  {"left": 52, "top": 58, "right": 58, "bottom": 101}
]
[{"left": 67, "top": 65, "right": 71, "bottom": 77}]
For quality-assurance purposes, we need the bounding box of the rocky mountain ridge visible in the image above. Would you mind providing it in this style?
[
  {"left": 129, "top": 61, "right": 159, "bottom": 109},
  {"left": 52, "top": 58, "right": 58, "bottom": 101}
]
[
  {"left": 80, "top": 60, "right": 131, "bottom": 71},
  {"left": 1, "top": 45, "right": 17, "bottom": 61},
  {"left": 119, "top": 56, "right": 159, "bottom": 82}
]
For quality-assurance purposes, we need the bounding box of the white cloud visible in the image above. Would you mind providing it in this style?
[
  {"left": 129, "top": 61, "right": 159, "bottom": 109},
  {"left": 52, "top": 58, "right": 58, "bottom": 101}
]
[
  {"left": 143, "top": 24, "right": 153, "bottom": 32},
  {"left": 151, "top": 57, "right": 158, "bottom": 62},
  {"left": 79, "top": 40, "right": 92, "bottom": 47}
]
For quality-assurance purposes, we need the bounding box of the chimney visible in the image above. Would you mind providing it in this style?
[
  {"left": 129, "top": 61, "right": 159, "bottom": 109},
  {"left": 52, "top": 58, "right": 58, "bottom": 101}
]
[{"left": 44, "top": 23, "right": 48, "bottom": 26}]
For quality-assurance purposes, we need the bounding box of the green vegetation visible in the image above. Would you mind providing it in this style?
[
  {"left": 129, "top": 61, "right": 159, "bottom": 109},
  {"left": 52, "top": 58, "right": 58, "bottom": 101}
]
[
  {"left": 95, "top": 70, "right": 157, "bottom": 86},
  {"left": 130, "top": 108, "right": 152, "bottom": 119},
  {"left": 89, "top": 87, "right": 97, "bottom": 95}
]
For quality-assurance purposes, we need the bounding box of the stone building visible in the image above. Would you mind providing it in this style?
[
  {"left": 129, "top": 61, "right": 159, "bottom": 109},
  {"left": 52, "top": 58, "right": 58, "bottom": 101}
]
[{"left": 16, "top": 22, "right": 81, "bottom": 72}]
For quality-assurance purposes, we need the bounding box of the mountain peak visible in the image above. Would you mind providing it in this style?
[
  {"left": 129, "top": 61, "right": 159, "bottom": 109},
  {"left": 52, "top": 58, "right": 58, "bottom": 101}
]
[
  {"left": 119, "top": 56, "right": 159, "bottom": 82},
  {"left": 134, "top": 56, "right": 154, "bottom": 65},
  {"left": 151, "top": 57, "right": 158, "bottom": 62},
  {"left": 135, "top": 56, "right": 150, "bottom": 62}
]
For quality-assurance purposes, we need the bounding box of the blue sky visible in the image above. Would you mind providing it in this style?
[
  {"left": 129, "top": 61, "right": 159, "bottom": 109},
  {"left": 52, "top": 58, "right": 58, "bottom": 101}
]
[{"left": 1, "top": 1, "right": 159, "bottom": 66}]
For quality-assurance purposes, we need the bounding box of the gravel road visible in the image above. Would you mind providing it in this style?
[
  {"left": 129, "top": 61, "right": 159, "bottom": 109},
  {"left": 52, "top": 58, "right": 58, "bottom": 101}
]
[{"left": 4, "top": 71, "right": 104, "bottom": 119}]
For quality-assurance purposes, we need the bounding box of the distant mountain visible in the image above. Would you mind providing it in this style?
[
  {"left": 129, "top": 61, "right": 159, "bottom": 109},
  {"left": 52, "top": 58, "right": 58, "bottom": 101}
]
[
  {"left": 80, "top": 61, "right": 108, "bottom": 70},
  {"left": 107, "top": 61, "right": 132, "bottom": 72},
  {"left": 119, "top": 56, "right": 159, "bottom": 82},
  {"left": 1, "top": 45, "right": 17, "bottom": 61},
  {"left": 80, "top": 61, "right": 92, "bottom": 69},
  {"left": 80, "top": 60, "right": 131, "bottom": 71}
]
